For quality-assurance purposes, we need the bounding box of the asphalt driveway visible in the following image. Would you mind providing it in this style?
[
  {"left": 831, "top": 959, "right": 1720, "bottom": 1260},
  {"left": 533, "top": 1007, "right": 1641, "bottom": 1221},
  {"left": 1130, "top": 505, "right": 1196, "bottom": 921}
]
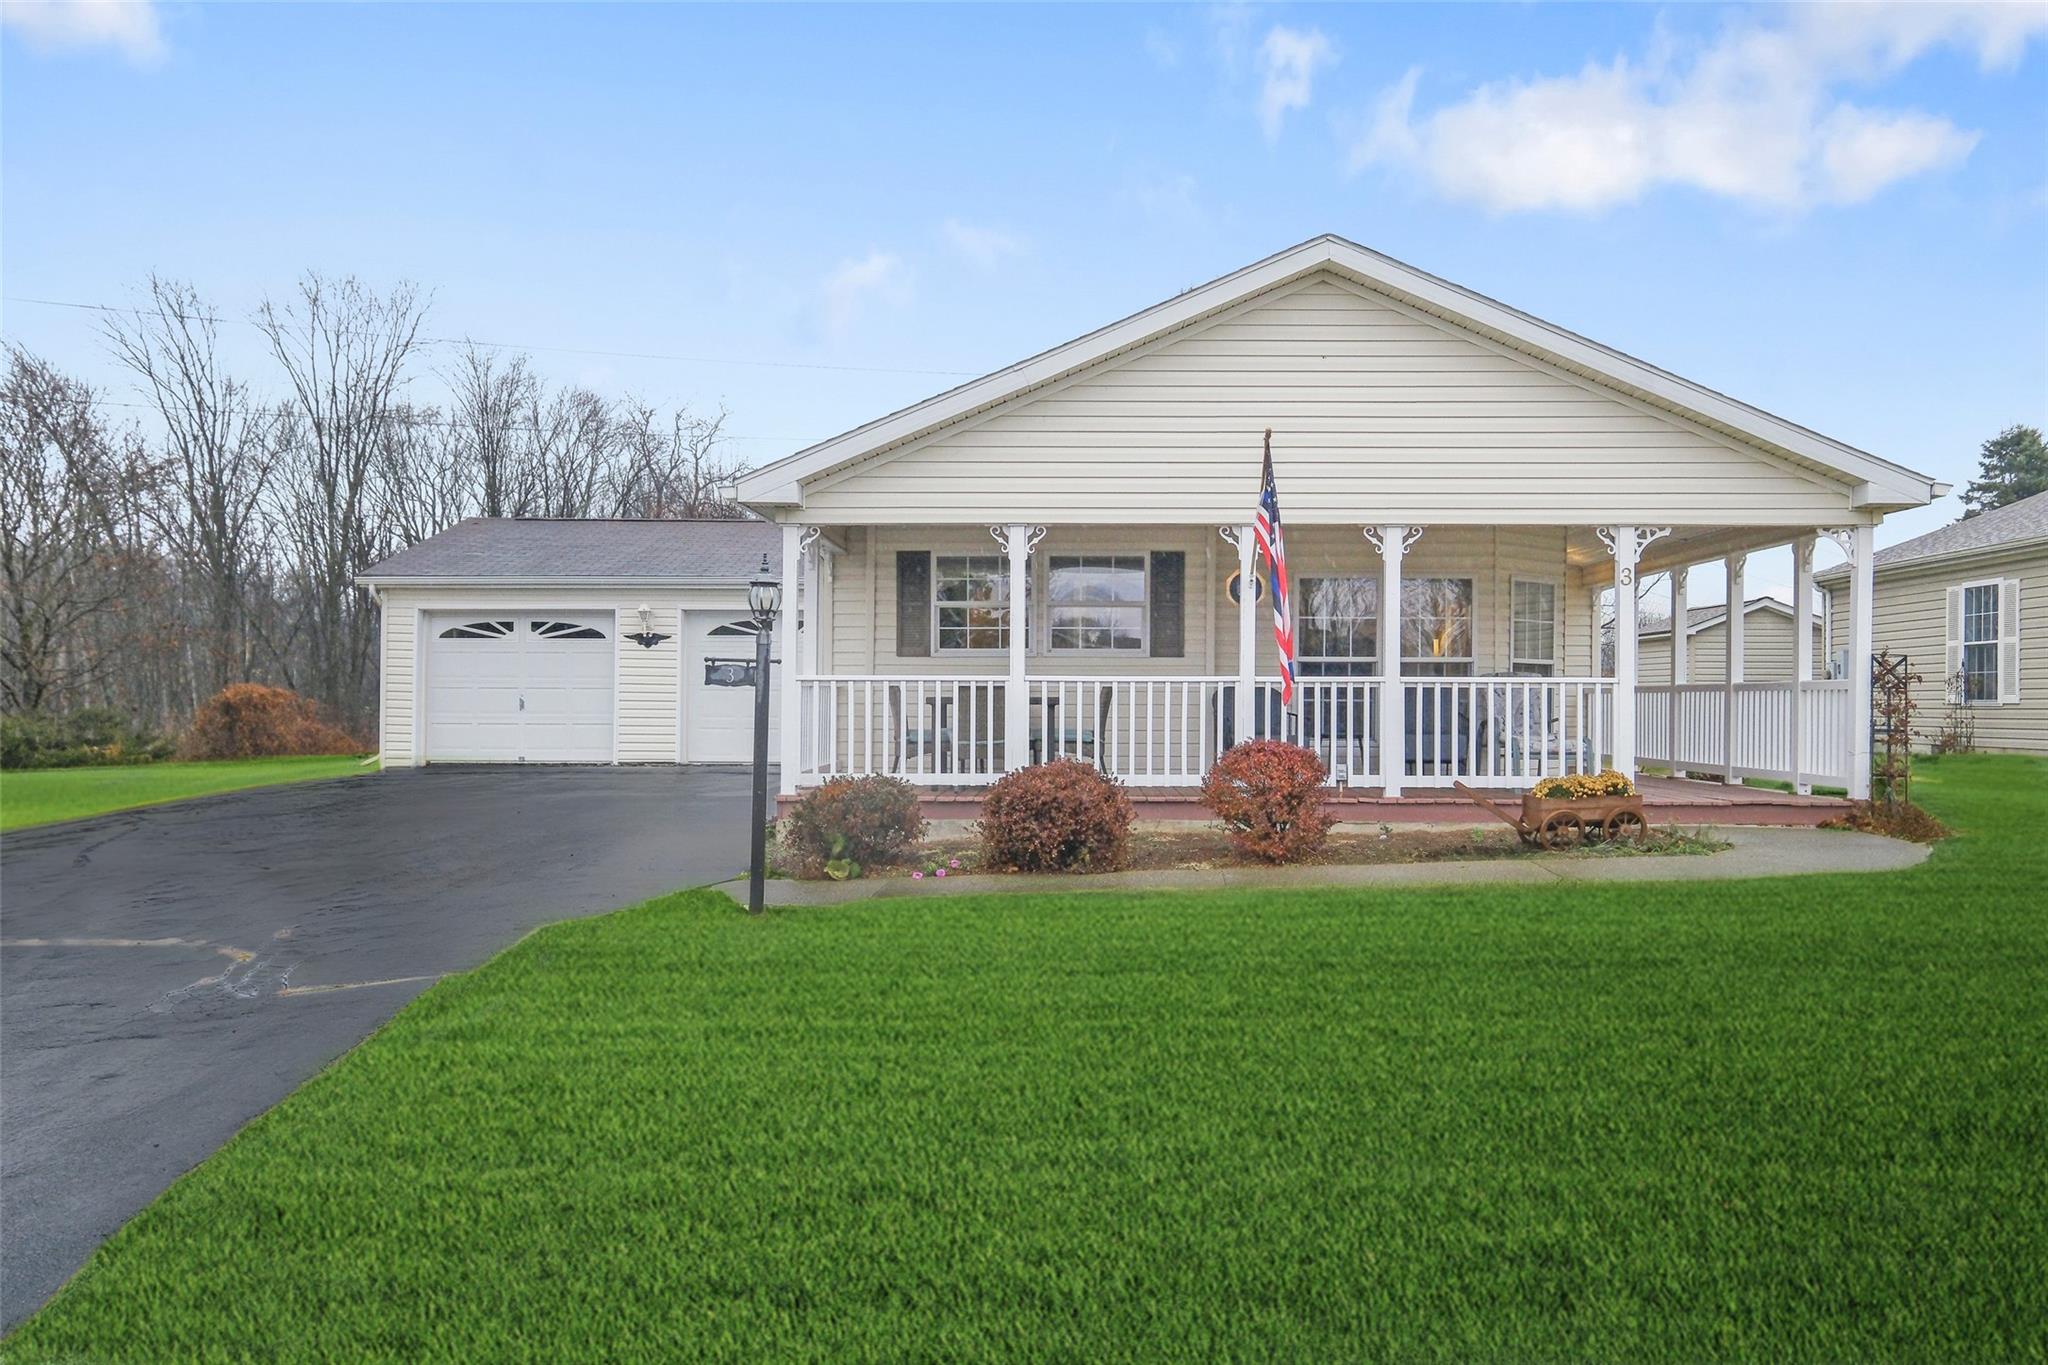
[{"left": 0, "top": 764, "right": 758, "bottom": 1330}]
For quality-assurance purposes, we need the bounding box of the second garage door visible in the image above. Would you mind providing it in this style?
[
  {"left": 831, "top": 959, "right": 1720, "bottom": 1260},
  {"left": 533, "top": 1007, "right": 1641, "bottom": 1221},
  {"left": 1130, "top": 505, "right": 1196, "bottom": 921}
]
[
  {"left": 683, "top": 613, "right": 779, "bottom": 763},
  {"left": 424, "top": 611, "right": 614, "bottom": 762}
]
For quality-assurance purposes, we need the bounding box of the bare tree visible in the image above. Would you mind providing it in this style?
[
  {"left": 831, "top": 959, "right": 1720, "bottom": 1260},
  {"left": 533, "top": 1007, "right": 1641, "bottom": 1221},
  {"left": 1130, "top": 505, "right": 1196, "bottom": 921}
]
[
  {"left": 0, "top": 348, "right": 155, "bottom": 710},
  {"left": 104, "top": 277, "right": 281, "bottom": 692},
  {"left": 373, "top": 402, "right": 470, "bottom": 550},
  {"left": 613, "top": 401, "right": 744, "bottom": 518},
  {"left": 529, "top": 385, "right": 618, "bottom": 518},
  {"left": 256, "top": 273, "right": 427, "bottom": 725},
  {"left": 443, "top": 343, "right": 537, "bottom": 517}
]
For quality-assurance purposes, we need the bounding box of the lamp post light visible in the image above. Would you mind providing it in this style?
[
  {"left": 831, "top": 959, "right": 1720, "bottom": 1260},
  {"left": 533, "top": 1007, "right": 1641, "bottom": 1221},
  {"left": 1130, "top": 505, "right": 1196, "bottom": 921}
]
[{"left": 746, "top": 554, "right": 782, "bottom": 915}]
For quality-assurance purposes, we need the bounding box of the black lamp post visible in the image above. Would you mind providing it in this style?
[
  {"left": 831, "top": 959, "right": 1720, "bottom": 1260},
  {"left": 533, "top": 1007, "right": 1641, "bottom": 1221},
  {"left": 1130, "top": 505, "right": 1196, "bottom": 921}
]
[{"left": 746, "top": 554, "right": 782, "bottom": 914}]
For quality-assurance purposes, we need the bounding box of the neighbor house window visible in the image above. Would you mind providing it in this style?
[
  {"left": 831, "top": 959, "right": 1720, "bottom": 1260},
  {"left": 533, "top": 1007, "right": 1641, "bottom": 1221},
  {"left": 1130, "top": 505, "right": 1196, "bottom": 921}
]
[
  {"left": 1297, "top": 576, "right": 1378, "bottom": 676},
  {"left": 1402, "top": 577, "right": 1474, "bottom": 676},
  {"left": 934, "top": 555, "right": 1010, "bottom": 652},
  {"left": 1047, "top": 554, "right": 1146, "bottom": 652},
  {"left": 1962, "top": 582, "right": 1999, "bottom": 702},
  {"left": 1510, "top": 579, "right": 1558, "bottom": 675}
]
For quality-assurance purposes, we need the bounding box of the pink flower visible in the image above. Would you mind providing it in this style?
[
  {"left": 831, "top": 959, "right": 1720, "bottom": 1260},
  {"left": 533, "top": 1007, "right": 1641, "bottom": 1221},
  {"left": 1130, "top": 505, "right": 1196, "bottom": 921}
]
[
  {"left": 935, "top": 868, "right": 947, "bottom": 877},
  {"left": 947, "top": 858, "right": 962, "bottom": 869},
  {"left": 911, "top": 870, "right": 924, "bottom": 880}
]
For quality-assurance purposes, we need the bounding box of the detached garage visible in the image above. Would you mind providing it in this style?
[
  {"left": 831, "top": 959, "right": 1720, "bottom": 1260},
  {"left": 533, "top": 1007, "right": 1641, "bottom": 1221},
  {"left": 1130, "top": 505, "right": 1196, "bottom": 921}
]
[{"left": 358, "top": 518, "right": 783, "bottom": 767}]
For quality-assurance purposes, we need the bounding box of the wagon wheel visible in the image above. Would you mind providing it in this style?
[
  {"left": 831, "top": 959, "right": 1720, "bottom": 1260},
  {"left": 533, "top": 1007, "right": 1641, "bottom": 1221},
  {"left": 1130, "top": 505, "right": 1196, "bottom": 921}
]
[
  {"left": 1537, "top": 813, "right": 1584, "bottom": 850},
  {"left": 1604, "top": 809, "right": 1648, "bottom": 844}
]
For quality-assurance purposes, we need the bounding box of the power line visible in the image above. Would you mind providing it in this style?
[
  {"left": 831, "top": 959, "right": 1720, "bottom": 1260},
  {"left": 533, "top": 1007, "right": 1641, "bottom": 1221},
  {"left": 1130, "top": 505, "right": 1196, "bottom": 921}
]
[{"left": 3, "top": 294, "right": 982, "bottom": 378}]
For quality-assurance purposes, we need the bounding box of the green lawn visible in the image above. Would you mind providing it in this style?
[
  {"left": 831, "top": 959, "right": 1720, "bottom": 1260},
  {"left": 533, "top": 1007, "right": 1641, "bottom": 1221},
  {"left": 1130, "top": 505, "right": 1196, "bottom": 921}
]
[
  {"left": 0, "top": 754, "right": 373, "bottom": 831},
  {"left": 8, "top": 757, "right": 2044, "bottom": 1361}
]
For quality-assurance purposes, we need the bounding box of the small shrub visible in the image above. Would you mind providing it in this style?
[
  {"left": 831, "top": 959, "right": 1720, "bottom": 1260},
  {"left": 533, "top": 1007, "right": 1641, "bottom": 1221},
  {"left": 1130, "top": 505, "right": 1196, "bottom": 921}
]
[
  {"left": 0, "top": 708, "right": 175, "bottom": 770},
  {"left": 1200, "top": 740, "right": 1331, "bottom": 864},
  {"left": 978, "top": 759, "right": 1134, "bottom": 873},
  {"left": 1531, "top": 769, "right": 1635, "bottom": 800},
  {"left": 1823, "top": 799, "right": 1948, "bottom": 843},
  {"left": 179, "top": 685, "right": 363, "bottom": 761},
  {"left": 779, "top": 775, "right": 925, "bottom": 879}
]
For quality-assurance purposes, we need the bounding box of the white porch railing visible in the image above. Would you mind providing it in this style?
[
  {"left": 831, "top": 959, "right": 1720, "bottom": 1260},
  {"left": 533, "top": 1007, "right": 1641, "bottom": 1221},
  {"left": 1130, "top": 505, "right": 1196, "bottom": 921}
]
[
  {"left": 1636, "top": 680, "right": 1855, "bottom": 787},
  {"left": 797, "top": 673, "right": 1628, "bottom": 790}
]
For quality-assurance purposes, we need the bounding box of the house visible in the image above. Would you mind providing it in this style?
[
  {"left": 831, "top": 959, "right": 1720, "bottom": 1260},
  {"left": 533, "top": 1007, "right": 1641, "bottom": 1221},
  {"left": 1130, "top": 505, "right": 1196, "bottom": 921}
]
[
  {"left": 1638, "top": 597, "right": 1829, "bottom": 685},
  {"left": 358, "top": 517, "right": 783, "bottom": 765},
  {"left": 1818, "top": 491, "right": 2045, "bottom": 756},
  {"left": 734, "top": 235, "right": 1945, "bottom": 804}
]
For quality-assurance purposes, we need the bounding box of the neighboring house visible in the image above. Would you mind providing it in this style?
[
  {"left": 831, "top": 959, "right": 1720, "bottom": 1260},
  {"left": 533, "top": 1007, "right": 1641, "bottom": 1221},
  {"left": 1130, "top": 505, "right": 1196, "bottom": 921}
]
[
  {"left": 358, "top": 518, "right": 783, "bottom": 765},
  {"left": 734, "top": 235, "right": 1945, "bottom": 799},
  {"left": 1638, "top": 597, "right": 1828, "bottom": 685},
  {"left": 1818, "top": 491, "right": 2045, "bottom": 756}
]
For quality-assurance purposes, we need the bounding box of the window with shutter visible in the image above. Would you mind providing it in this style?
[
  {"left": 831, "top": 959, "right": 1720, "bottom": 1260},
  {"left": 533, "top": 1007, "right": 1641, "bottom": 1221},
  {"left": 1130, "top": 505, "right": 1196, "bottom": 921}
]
[
  {"left": 1998, "top": 578, "right": 2021, "bottom": 703},
  {"left": 1960, "top": 581, "right": 2001, "bottom": 703}
]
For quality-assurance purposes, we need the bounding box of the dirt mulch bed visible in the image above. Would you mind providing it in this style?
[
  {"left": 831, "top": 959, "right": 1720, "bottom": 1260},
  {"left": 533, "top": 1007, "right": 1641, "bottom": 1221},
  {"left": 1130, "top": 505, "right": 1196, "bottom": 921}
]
[
  {"left": 1822, "top": 800, "right": 1948, "bottom": 843},
  {"left": 846, "top": 824, "right": 1726, "bottom": 880}
]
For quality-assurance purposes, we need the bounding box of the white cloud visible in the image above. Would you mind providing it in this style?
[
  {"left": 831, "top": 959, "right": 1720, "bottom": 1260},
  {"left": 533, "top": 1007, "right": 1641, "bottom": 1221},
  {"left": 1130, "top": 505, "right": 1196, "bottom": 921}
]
[
  {"left": 940, "top": 219, "right": 1026, "bottom": 269},
  {"left": 821, "top": 250, "right": 909, "bottom": 336},
  {"left": 1, "top": 0, "right": 163, "bottom": 63},
  {"left": 1143, "top": 25, "right": 1181, "bottom": 69},
  {"left": 1349, "top": 4, "right": 2043, "bottom": 213},
  {"left": 1257, "top": 25, "right": 1335, "bottom": 140},
  {"left": 1125, "top": 170, "right": 1204, "bottom": 226}
]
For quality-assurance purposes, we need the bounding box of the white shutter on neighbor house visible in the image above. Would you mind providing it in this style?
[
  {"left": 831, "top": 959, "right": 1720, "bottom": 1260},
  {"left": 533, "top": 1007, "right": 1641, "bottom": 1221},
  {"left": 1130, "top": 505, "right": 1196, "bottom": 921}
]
[
  {"left": 1945, "top": 585, "right": 1964, "bottom": 702},
  {"left": 1998, "top": 578, "right": 2021, "bottom": 703}
]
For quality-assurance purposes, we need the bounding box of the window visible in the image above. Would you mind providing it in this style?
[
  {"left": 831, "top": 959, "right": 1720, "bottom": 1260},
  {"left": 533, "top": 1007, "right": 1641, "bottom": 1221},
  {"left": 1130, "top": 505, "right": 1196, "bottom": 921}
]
[
  {"left": 1962, "top": 582, "right": 1999, "bottom": 702},
  {"left": 439, "top": 620, "right": 514, "bottom": 639},
  {"left": 934, "top": 555, "right": 1010, "bottom": 652},
  {"left": 530, "top": 619, "right": 606, "bottom": 641},
  {"left": 1402, "top": 577, "right": 1474, "bottom": 676},
  {"left": 1511, "top": 579, "right": 1558, "bottom": 676},
  {"left": 1297, "top": 576, "right": 1378, "bottom": 675},
  {"left": 1048, "top": 554, "right": 1146, "bottom": 652}
]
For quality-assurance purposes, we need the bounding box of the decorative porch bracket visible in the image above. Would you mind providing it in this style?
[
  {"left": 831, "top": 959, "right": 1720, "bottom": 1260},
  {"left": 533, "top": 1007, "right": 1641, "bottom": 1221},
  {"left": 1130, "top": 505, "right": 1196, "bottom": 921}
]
[
  {"left": 1820, "top": 525, "right": 1875, "bottom": 798},
  {"left": 1598, "top": 525, "right": 1669, "bottom": 779},
  {"left": 990, "top": 524, "right": 1047, "bottom": 770}
]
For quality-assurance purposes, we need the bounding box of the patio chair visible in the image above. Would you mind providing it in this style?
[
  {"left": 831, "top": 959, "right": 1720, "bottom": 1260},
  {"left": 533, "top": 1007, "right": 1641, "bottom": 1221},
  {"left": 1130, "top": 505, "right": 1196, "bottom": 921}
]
[
  {"left": 886, "top": 685, "right": 954, "bottom": 774},
  {"left": 1216, "top": 684, "right": 1287, "bottom": 750},
  {"left": 1034, "top": 684, "right": 1115, "bottom": 767}
]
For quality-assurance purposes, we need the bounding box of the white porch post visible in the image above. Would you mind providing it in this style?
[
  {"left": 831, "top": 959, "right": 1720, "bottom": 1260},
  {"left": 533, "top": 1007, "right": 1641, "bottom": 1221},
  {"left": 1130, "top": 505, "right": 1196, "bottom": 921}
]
[
  {"left": 1846, "top": 524, "right": 1875, "bottom": 800},
  {"left": 1600, "top": 525, "right": 1666, "bottom": 781},
  {"left": 1791, "top": 537, "right": 1815, "bottom": 794},
  {"left": 1369, "top": 525, "right": 1410, "bottom": 796},
  {"left": 1227, "top": 525, "right": 1255, "bottom": 746},
  {"left": 777, "top": 523, "right": 808, "bottom": 796},
  {"left": 1723, "top": 553, "right": 1746, "bottom": 784},
  {"left": 997, "top": 523, "right": 1038, "bottom": 771},
  {"left": 1668, "top": 566, "right": 1689, "bottom": 773}
]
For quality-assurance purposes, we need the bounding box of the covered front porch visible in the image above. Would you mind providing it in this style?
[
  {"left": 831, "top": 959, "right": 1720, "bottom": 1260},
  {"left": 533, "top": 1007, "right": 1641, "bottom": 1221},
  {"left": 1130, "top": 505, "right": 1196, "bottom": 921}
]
[{"left": 773, "top": 518, "right": 1875, "bottom": 808}]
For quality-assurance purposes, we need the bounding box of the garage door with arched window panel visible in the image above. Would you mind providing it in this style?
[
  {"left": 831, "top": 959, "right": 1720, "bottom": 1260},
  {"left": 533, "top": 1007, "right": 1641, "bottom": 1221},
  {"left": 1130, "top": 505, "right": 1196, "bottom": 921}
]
[
  {"left": 424, "top": 612, "right": 614, "bottom": 762},
  {"left": 683, "top": 613, "right": 779, "bottom": 763}
]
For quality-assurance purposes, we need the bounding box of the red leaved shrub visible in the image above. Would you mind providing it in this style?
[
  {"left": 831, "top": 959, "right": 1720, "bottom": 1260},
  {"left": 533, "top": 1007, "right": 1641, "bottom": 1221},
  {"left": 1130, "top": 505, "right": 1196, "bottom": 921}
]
[
  {"left": 778, "top": 775, "right": 926, "bottom": 878},
  {"left": 1201, "top": 740, "right": 1331, "bottom": 864},
  {"left": 179, "top": 684, "right": 364, "bottom": 760},
  {"left": 978, "top": 759, "right": 1134, "bottom": 873}
]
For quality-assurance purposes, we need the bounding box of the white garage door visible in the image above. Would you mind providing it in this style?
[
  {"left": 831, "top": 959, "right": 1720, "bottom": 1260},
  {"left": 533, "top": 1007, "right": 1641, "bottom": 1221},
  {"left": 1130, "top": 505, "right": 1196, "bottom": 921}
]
[
  {"left": 424, "top": 612, "right": 614, "bottom": 763},
  {"left": 684, "top": 613, "right": 779, "bottom": 763}
]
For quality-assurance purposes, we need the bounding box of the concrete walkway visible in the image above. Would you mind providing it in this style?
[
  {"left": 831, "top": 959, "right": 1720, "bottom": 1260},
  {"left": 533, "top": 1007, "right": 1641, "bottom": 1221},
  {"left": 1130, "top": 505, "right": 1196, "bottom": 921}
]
[{"left": 723, "top": 825, "right": 1929, "bottom": 907}]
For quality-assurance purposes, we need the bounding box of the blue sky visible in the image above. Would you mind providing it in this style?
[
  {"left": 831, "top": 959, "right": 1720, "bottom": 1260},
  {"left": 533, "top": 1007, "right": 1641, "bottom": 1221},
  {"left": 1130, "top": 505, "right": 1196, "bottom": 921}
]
[{"left": 5, "top": 1, "right": 2045, "bottom": 594}]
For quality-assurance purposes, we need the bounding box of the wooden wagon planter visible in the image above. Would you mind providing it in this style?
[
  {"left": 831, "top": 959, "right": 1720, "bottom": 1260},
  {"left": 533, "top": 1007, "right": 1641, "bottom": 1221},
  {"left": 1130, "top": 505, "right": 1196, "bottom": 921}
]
[{"left": 1452, "top": 781, "right": 1649, "bottom": 850}]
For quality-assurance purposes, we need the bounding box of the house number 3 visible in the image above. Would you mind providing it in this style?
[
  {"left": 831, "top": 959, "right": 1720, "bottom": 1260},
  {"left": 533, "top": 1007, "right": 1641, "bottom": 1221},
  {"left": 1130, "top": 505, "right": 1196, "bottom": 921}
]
[{"left": 1619, "top": 567, "right": 1635, "bottom": 586}]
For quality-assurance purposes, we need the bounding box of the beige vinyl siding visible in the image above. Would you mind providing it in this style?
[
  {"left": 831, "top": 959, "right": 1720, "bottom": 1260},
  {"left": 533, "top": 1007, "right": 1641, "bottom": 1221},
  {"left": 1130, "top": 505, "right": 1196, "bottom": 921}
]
[
  {"left": 834, "top": 523, "right": 1581, "bottom": 678},
  {"left": 380, "top": 605, "right": 417, "bottom": 766},
  {"left": 1825, "top": 544, "right": 2048, "bottom": 756},
  {"left": 797, "top": 275, "right": 1855, "bottom": 526},
  {"left": 1639, "top": 609, "right": 1824, "bottom": 683},
  {"left": 616, "top": 605, "right": 680, "bottom": 763}
]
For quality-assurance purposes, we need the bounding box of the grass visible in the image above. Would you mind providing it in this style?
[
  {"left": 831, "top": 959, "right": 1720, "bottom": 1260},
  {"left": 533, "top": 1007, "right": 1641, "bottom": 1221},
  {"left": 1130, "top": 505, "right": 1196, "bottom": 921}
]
[
  {"left": 0, "top": 754, "right": 373, "bottom": 831},
  {"left": 7, "top": 756, "right": 2044, "bottom": 1362}
]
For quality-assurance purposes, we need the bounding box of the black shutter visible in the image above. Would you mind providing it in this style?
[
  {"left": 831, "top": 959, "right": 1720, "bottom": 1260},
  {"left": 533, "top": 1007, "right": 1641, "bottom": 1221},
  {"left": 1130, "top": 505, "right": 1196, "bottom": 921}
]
[
  {"left": 1149, "top": 551, "right": 1185, "bottom": 658},
  {"left": 896, "top": 551, "right": 932, "bottom": 658}
]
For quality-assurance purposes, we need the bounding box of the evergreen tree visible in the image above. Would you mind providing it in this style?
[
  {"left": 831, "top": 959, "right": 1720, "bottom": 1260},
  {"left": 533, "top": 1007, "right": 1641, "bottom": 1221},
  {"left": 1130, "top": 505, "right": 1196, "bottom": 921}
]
[{"left": 1960, "top": 424, "right": 2048, "bottom": 518}]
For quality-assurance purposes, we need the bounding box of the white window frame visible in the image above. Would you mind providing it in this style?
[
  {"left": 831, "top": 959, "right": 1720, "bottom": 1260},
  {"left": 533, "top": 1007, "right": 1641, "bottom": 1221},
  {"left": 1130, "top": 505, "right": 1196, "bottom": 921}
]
[
  {"left": 1401, "top": 574, "right": 1478, "bottom": 676},
  {"left": 1509, "top": 575, "right": 1561, "bottom": 676},
  {"left": 1295, "top": 574, "right": 1381, "bottom": 677},
  {"left": 1043, "top": 552, "right": 1149, "bottom": 656},
  {"left": 931, "top": 553, "right": 1013, "bottom": 656},
  {"left": 1956, "top": 575, "right": 2007, "bottom": 706}
]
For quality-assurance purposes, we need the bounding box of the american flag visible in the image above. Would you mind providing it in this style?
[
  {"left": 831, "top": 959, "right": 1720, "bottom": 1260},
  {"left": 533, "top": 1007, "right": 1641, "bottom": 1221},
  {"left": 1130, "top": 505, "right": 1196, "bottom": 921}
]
[{"left": 1252, "top": 429, "right": 1296, "bottom": 705}]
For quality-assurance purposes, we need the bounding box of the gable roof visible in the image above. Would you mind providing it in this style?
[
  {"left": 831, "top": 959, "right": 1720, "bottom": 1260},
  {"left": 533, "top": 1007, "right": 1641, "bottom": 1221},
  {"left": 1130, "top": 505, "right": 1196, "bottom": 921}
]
[
  {"left": 737, "top": 234, "right": 1945, "bottom": 512},
  {"left": 1638, "top": 596, "right": 1811, "bottom": 638},
  {"left": 1816, "top": 491, "right": 2048, "bottom": 581},
  {"left": 357, "top": 518, "right": 779, "bottom": 585}
]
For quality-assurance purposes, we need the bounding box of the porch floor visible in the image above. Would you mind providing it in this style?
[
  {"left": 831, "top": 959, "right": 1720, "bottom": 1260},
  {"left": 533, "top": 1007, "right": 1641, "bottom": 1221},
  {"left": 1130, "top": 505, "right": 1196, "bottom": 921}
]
[{"left": 802, "top": 775, "right": 1851, "bottom": 827}]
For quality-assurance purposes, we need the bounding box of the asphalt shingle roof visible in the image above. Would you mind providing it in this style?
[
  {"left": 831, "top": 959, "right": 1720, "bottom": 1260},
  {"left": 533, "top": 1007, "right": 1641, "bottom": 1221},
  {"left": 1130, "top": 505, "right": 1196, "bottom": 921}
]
[
  {"left": 1818, "top": 492, "right": 2048, "bottom": 579},
  {"left": 360, "top": 518, "right": 782, "bottom": 582}
]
